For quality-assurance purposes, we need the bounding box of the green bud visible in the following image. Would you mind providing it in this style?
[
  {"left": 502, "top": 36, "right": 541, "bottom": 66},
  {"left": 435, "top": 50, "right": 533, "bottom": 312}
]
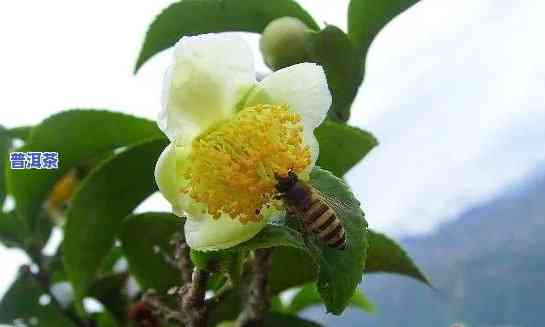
[{"left": 260, "top": 17, "right": 312, "bottom": 70}]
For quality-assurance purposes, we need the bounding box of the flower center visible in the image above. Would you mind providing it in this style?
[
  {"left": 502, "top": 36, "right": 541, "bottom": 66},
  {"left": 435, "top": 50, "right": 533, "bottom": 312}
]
[{"left": 181, "top": 104, "right": 311, "bottom": 223}]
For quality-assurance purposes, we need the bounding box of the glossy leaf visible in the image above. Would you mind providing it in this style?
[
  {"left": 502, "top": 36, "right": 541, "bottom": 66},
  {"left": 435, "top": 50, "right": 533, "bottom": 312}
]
[
  {"left": 315, "top": 120, "right": 377, "bottom": 177},
  {"left": 0, "top": 267, "right": 76, "bottom": 326},
  {"left": 348, "top": 0, "right": 419, "bottom": 55},
  {"left": 304, "top": 25, "right": 363, "bottom": 122},
  {"left": 121, "top": 212, "right": 183, "bottom": 293},
  {"left": 0, "top": 209, "right": 52, "bottom": 252},
  {"left": 269, "top": 247, "right": 316, "bottom": 295},
  {"left": 6, "top": 110, "right": 162, "bottom": 231},
  {"left": 100, "top": 245, "right": 125, "bottom": 274},
  {"left": 287, "top": 283, "right": 375, "bottom": 314},
  {"left": 135, "top": 0, "right": 319, "bottom": 72},
  {"left": 87, "top": 273, "right": 129, "bottom": 324},
  {"left": 350, "top": 288, "right": 376, "bottom": 313},
  {"left": 233, "top": 224, "right": 307, "bottom": 252},
  {"left": 366, "top": 229, "right": 431, "bottom": 286},
  {"left": 63, "top": 138, "right": 168, "bottom": 298},
  {"left": 0, "top": 210, "right": 28, "bottom": 248},
  {"left": 1, "top": 125, "right": 33, "bottom": 141},
  {"left": 307, "top": 167, "right": 368, "bottom": 314}
]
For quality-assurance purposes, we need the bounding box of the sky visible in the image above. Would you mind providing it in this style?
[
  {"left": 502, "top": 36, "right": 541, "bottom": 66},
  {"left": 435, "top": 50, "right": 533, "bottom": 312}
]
[{"left": 1, "top": 0, "right": 544, "bottom": 299}]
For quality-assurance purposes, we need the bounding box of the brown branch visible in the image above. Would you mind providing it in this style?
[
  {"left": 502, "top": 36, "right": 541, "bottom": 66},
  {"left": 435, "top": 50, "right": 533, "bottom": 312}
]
[
  {"left": 173, "top": 234, "right": 193, "bottom": 284},
  {"left": 142, "top": 290, "right": 184, "bottom": 325},
  {"left": 238, "top": 248, "right": 274, "bottom": 327},
  {"left": 181, "top": 269, "right": 210, "bottom": 327},
  {"left": 147, "top": 235, "right": 208, "bottom": 326}
]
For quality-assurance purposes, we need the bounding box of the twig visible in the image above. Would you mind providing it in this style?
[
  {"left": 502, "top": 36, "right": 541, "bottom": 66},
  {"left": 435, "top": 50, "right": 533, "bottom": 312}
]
[
  {"left": 146, "top": 235, "right": 207, "bottom": 326},
  {"left": 142, "top": 290, "right": 184, "bottom": 325},
  {"left": 238, "top": 248, "right": 274, "bottom": 327},
  {"left": 173, "top": 234, "right": 193, "bottom": 283},
  {"left": 181, "top": 269, "right": 210, "bottom": 327},
  {"left": 24, "top": 265, "right": 90, "bottom": 327}
]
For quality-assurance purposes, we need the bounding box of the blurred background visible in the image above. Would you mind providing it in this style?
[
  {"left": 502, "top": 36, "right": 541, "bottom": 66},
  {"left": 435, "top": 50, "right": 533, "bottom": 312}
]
[{"left": 1, "top": 0, "right": 544, "bottom": 326}]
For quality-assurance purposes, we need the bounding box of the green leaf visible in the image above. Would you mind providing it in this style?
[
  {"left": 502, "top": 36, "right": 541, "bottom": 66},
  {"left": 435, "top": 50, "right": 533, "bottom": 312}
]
[
  {"left": 365, "top": 229, "right": 431, "bottom": 286},
  {"left": 315, "top": 120, "right": 378, "bottom": 177},
  {"left": 269, "top": 296, "right": 284, "bottom": 312},
  {"left": 348, "top": 0, "right": 419, "bottom": 55},
  {"left": 6, "top": 110, "right": 163, "bottom": 231},
  {"left": 0, "top": 210, "right": 52, "bottom": 252},
  {"left": 0, "top": 267, "right": 76, "bottom": 326},
  {"left": 233, "top": 224, "right": 307, "bottom": 252},
  {"left": 307, "top": 167, "right": 368, "bottom": 314},
  {"left": 87, "top": 273, "right": 129, "bottom": 324},
  {"left": 269, "top": 247, "right": 316, "bottom": 295},
  {"left": 94, "top": 310, "right": 119, "bottom": 327},
  {"left": 208, "top": 291, "right": 242, "bottom": 326},
  {"left": 350, "top": 288, "right": 376, "bottom": 313},
  {"left": 121, "top": 212, "right": 183, "bottom": 293},
  {"left": 135, "top": 0, "right": 319, "bottom": 72},
  {"left": 304, "top": 25, "right": 363, "bottom": 122},
  {"left": 287, "top": 283, "right": 375, "bottom": 314},
  {"left": 0, "top": 210, "right": 28, "bottom": 248},
  {"left": 100, "top": 245, "right": 125, "bottom": 274},
  {"left": 1, "top": 125, "right": 33, "bottom": 141},
  {"left": 63, "top": 138, "right": 168, "bottom": 298},
  {"left": 264, "top": 313, "right": 323, "bottom": 327}
]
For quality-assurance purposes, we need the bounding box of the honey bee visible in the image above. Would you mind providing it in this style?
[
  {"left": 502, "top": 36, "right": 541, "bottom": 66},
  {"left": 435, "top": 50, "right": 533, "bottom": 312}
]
[{"left": 275, "top": 171, "right": 347, "bottom": 250}]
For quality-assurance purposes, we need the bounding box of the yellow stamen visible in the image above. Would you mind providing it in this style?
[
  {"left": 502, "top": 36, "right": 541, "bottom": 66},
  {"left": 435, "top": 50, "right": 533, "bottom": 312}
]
[{"left": 182, "top": 104, "right": 311, "bottom": 223}]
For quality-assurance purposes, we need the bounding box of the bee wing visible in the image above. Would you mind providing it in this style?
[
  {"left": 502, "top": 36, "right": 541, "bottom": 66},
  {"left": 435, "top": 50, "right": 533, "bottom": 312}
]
[{"left": 313, "top": 187, "right": 359, "bottom": 218}]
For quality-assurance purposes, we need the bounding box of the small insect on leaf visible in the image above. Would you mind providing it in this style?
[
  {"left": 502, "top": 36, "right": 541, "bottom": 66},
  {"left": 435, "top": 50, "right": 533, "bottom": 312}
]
[{"left": 275, "top": 171, "right": 347, "bottom": 250}]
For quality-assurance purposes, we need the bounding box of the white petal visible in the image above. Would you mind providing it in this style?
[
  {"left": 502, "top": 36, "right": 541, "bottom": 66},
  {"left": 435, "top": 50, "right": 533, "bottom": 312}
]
[
  {"left": 154, "top": 143, "right": 183, "bottom": 214},
  {"left": 184, "top": 212, "right": 267, "bottom": 251},
  {"left": 159, "top": 33, "right": 256, "bottom": 144},
  {"left": 246, "top": 63, "right": 331, "bottom": 131},
  {"left": 303, "top": 128, "right": 320, "bottom": 173},
  {"left": 244, "top": 63, "right": 331, "bottom": 169}
]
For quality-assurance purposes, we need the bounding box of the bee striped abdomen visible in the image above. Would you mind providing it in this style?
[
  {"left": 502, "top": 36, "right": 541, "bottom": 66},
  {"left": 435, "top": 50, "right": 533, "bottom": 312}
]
[
  {"left": 302, "top": 194, "right": 346, "bottom": 250},
  {"left": 276, "top": 175, "right": 346, "bottom": 250}
]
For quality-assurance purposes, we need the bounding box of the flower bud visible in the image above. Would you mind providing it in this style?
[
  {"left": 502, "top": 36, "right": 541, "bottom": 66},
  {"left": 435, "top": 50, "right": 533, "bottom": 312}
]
[{"left": 260, "top": 17, "right": 312, "bottom": 70}]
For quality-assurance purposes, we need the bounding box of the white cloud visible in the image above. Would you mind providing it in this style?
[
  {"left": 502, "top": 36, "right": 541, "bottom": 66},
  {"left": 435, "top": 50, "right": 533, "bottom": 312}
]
[{"left": 348, "top": 0, "right": 545, "bottom": 235}]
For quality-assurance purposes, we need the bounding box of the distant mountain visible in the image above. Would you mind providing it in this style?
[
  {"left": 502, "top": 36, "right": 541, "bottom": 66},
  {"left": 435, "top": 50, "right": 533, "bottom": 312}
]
[{"left": 306, "top": 166, "right": 545, "bottom": 327}]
